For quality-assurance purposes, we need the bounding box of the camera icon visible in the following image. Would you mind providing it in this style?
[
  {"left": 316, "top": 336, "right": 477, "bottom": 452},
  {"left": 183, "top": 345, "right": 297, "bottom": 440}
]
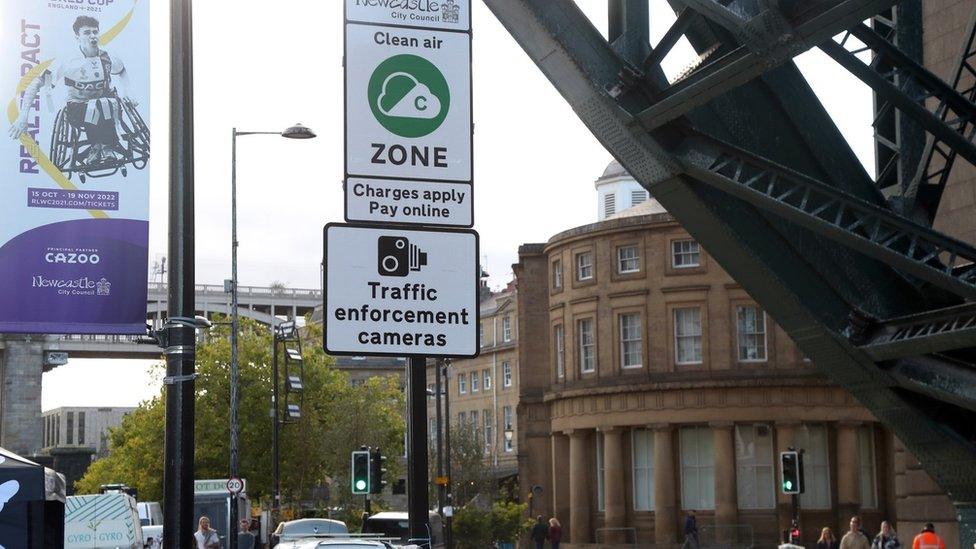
[{"left": 377, "top": 236, "right": 428, "bottom": 277}]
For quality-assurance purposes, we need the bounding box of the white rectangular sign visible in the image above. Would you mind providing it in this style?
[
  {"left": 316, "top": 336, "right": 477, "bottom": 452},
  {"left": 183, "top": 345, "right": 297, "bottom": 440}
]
[
  {"left": 346, "top": 0, "right": 471, "bottom": 32},
  {"left": 345, "top": 23, "right": 471, "bottom": 182},
  {"left": 324, "top": 223, "right": 479, "bottom": 357},
  {"left": 345, "top": 177, "right": 473, "bottom": 227}
]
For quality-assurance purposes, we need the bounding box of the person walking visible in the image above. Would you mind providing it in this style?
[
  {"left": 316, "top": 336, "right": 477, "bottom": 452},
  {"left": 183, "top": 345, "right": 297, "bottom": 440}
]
[
  {"left": 872, "top": 521, "right": 901, "bottom": 549},
  {"left": 818, "top": 527, "right": 839, "bottom": 549},
  {"left": 548, "top": 517, "right": 562, "bottom": 549},
  {"left": 530, "top": 515, "right": 548, "bottom": 549},
  {"left": 682, "top": 510, "right": 699, "bottom": 549},
  {"left": 194, "top": 516, "right": 220, "bottom": 549},
  {"left": 911, "top": 523, "right": 946, "bottom": 549},
  {"left": 841, "top": 517, "right": 871, "bottom": 549}
]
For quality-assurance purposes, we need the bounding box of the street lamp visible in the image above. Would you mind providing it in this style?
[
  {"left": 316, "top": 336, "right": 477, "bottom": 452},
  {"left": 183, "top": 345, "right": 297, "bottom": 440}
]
[
  {"left": 504, "top": 425, "right": 514, "bottom": 446},
  {"left": 229, "top": 124, "right": 315, "bottom": 549}
]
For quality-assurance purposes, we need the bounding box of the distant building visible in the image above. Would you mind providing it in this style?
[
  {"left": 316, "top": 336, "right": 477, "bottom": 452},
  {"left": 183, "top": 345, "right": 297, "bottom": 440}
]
[{"left": 42, "top": 406, "right": 133, "bottom": 457}]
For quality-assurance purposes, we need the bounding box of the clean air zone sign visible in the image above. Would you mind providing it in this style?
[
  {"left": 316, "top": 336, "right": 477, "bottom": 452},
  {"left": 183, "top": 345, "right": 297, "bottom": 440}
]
[{"left": 345, "top": 7, "right": 472, "bottom": 182}]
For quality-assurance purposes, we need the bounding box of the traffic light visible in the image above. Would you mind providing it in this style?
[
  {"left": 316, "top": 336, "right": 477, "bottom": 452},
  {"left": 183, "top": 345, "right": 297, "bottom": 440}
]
[
  {"left": 370, "top": 447, "right": 387, "bottom": 495},
  {"left": 352, "top": 449, "right": 370, "bottom": 495},
  {"left": 780, "top": 450, "right": 804, "bottom": 494}
]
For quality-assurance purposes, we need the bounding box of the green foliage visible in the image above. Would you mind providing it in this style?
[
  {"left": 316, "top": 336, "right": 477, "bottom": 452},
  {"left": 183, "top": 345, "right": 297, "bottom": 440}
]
[
  {"left": 453, "top": 506, "right": 491, "bottom": 549},
  {"left": 490, "top": 501, "right": 531, "bottom": 543},
  {"left": 76, "top": 318, "right": 405, "bottom": 510},
  {"left": 429, "top": 422, "right": 494, "bottom": 506}
]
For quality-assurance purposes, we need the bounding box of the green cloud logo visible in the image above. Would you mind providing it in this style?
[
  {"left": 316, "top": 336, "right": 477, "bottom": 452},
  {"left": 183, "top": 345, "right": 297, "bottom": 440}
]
[{"left": 368, "top": 54, "right": 451, "bottom": 138}]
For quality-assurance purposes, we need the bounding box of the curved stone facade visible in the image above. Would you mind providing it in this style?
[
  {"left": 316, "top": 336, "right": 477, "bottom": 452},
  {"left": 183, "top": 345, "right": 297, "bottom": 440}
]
[{"left": 514, "top": 212, "right": 948, "bottom": 547}]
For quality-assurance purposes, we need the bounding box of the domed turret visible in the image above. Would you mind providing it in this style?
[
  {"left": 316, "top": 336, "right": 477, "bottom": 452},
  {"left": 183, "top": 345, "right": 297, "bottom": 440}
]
[{"left": 594, "top": 159, "right": 662, "bottom": 220}]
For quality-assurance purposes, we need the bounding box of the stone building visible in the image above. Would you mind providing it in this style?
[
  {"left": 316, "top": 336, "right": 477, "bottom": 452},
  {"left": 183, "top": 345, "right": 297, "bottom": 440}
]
[
  {"left": 427, "top": 281, "right": 520, "bottom": 478},
  {"left": 511, "top": 162, "right": 958, "bottom": 547}
]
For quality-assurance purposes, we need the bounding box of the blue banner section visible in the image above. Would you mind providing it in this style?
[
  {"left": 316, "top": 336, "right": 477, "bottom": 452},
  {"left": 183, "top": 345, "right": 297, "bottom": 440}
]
[{"left": 0, "top": 0, "right": 150, "bottom": 334}]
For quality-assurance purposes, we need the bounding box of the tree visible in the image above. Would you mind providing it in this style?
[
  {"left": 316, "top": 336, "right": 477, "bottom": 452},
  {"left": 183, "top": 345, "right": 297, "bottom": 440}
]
[
  {"left": 429, "top": 423, "right": 494, "bottom": 507},
  {"left": 76, "top": 318, "right": 405, "bottom": 510}
]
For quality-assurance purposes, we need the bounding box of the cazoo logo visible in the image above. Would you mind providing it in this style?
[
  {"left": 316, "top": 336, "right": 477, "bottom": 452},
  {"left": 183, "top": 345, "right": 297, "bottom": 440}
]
[{"left": 45, "top": 252, "right": 100, "bottom": 264}]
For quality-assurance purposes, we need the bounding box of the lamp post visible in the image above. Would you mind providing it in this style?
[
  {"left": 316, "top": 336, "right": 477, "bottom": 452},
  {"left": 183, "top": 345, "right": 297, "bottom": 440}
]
[{"left": 229, "top": 124, "right": 315, "bottom": 548}]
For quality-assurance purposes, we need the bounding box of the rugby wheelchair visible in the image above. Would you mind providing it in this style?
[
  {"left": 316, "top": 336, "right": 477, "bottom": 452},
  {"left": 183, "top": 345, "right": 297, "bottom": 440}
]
[{"left": 48, "top": 95, "right": 150, "bottom": 183}]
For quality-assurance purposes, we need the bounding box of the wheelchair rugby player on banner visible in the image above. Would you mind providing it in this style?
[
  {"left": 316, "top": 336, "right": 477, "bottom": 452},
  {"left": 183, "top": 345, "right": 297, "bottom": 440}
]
[{"left": 9, "top": 15, "right": 149, "bottom": 183}]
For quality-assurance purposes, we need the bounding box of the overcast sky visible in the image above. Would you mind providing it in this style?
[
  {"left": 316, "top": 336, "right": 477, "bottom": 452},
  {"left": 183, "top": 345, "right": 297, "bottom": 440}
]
[{"left": 42, "top": 1, "right": 875, "bottom": 411}]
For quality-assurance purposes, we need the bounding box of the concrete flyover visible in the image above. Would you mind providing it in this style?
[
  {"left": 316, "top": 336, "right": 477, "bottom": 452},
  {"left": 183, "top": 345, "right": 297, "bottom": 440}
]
[{"left": 0, "top": 283, "right": 321, "bottom": 455}]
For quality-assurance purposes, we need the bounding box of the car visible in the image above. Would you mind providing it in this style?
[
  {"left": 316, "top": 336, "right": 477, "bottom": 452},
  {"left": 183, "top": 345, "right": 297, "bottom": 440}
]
[
  {"left": 270, "top": 518, "right": 349, "bottom": 547},
  {"left": 142, "top": 525, "right": 162, "bottom": 548},
  {"left": 283, "top": 540, "right": 395, "bottom": 549},
  {"left": 362, "top": 512, "right": 443, "bottom": 548}
]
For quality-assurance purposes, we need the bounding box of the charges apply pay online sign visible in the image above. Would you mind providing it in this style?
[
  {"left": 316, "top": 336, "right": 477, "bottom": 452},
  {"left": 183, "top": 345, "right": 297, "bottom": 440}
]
[{"left": 324, "top": 223, "right": 479, "bottom": 357}]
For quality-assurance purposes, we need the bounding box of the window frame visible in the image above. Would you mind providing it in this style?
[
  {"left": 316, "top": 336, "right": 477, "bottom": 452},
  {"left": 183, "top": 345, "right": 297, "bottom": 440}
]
[
  {"left": 576, "top": 251, "right": 594, "bottom": 281},
  {"left": 552, "top": 258, "right": 563, "bottom": 290},
  {"left": 616, "top": 244, "right": 640, "bottom": 274},
  {"left": 619, "top": 313, "right": 643, "bottom": 370},
  {"left": 503, "top": 406, "right": 514, "bottom": 452},
  {"left": 795, "top": 424, "right": 832, "bottom": 509},
  {"left": 736, "top": 305, "right": 768, "bottom": 363},
  {"left": 596, "top": 432, "right": 606, "bottom": 511},
  {"left": 502, "top": 361, "right": 512, "bottom": 388},
  {"left": 734, "top": 424, "right": 776, "bottom": 510},
  {"left": 632, "top": 429, "right": 655, "bottom": 511},
  {"left": 483, "top": 368, "right": 492, "bottom": 391},
  {"left": 458, "top": 373, "right": 467, "bottom": 394},
  {"left": 554, "top": 324, "right": 566, "bottom": 379},
  {"left": 502, "top": 316, "right": 512, "bottom": 342},
  {"left": 858, "top": 425, "right": 878, "bottom": 509},
  {"left": 671, "top": 239, "right": 701, "bottom": 269},
  {"left": 680, "top": 426, "right": 716, "bottom": 510},
  {"left": 673, "top": 307, "right": 704, "bottom": 366},
  {"left": 578, "top": 318, "right": 596, "bottom": 373},
  {"left": 471, "top": 371, "right": 479, "bottom": 392}
]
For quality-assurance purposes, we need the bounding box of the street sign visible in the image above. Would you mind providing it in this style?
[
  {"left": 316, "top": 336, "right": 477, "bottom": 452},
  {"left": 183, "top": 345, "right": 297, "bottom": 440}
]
[
  {"left": 345, "top": 23, "right": 472, "bottom": 182},
  {"left": 434, "top": 476, "right": 449, "bottom": 486},
  {"left": 345, "top": 0, "right": 471, "bottom": 32},
  {"left": 324, "top": 223, "right": 479, "bottom": 357},
  {"left": 345, "top": 177, "right": 473, "bottom": 227},
  {"left": 195, "top": 478, "right": 247, "bottom": 495},
  {"left": 226, "top": 477, "right": 244, "bottom": 495}
]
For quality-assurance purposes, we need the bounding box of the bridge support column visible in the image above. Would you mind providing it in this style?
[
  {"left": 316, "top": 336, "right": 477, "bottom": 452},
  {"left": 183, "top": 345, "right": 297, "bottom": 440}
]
[{"left": 0, "top": 337, "right": 44, "bottom": 455}]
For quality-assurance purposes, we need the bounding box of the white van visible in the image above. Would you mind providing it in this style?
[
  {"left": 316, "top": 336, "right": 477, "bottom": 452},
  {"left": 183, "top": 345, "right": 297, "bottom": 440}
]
[
  {"left": 137, "top": 501, "right": 163, "bottom": 526},
  {"left": 65, "top": 492, "right": 144, "bottom": 549}
]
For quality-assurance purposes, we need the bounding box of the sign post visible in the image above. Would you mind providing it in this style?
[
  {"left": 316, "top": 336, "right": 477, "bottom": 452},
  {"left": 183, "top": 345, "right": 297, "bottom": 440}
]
[{"left": 335, "top": 1, "right": 474, "bottom": 545}]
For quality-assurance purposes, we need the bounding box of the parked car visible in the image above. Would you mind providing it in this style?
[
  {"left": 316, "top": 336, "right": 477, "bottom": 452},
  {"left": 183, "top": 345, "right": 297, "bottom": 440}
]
[
  {"left": 283, "top": 540, "right": 393, "bottom": 549},
  {"left": 137, "top": 501, "right": 163, "bottom": 526},
  {"left": 142, "top": 525, "right": 162, "bottom": 548},
  {"left": 362, "top": 512, "right": 443, "bottom": 548},
  {"left": 271, "top": 518, "right": 348, "bottom": 548}
]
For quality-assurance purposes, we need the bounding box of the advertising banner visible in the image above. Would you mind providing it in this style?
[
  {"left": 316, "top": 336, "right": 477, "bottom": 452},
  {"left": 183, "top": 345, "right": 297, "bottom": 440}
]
[{"left": 0, "top": 0, "right": 151, "bottom": 334}]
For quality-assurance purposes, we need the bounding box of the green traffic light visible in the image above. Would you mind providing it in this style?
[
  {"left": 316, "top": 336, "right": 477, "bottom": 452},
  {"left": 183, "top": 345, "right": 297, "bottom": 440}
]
[
  {"left": 355, "top": 479, "right": 367, "bottom": 491},
  {"left": 783, "top": 480, "right": 793, "bottom": 490}
]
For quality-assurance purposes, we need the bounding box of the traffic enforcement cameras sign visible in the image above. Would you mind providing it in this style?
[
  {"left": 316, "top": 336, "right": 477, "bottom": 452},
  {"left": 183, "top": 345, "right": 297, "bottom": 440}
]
[{"left": 324, "top": 223, "right": 480, "bottom": 357}]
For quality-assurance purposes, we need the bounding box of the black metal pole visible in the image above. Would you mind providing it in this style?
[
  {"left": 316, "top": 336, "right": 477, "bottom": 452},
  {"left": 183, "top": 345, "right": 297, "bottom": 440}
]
[
  {"left": 435, "top": 359, "right": 445, "bottom": 521},
  {"left": 272, "top": 333, "right": 280, "bottom": 523},
  {"left": 162, "top": 0, "right": 195, "bottom": 546},
  {"left": 406, "top": 357, "right": 430, "bottom": 544},
  {"left": 442, "top": 361, "right": 453, "bottom": 549}
]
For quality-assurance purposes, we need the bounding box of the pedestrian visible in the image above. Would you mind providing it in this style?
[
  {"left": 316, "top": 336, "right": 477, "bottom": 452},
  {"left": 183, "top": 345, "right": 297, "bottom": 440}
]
[
  {"left": 872, "top": 521, "right": 901, "bottom": 549},
  {"left": 841, "top": 516, "right": 870, "bottom": 549},
  {"left": 530, "top": 515, "right": 548, "bottom": 549},
  {"left": 194, "top": 516, "right": 220, "bottom": 549},
  {"left": 911, "top": 523, "right": 946, "bottom": 549},
  {"left": 239, "top": 518, "right": 256, "bottom": 549},
  {"left": 549, "top": 517, "right": 562, "bottom": 549},
  {"left": 818, "top": 527, "right": 839, "bottom": 549},
  {"left": 682, "top": 510, "right": 699, "bottom": 549}
]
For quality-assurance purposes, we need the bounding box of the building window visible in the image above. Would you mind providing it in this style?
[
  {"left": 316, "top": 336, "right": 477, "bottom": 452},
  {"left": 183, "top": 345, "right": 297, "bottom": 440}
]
[
  {"left": 459, "top": 374, "right": 467, "bottom": 394},
  {"left": 631, "top": 189, "right": 647, "bottom": 206},
  {"left": 66, "top": 412, "right": 74, "bottom": 445},
  {"left": 604, "top": 193, "right": 616, "bottom": 218},
  {"left": 735, "top": 424, "right": 775, "bottom": 509},
  {"left": 428, "top": 384, "right": 435, "bottom": 399},
  {"left": 736, "top": 306, "right": 767, "bottom": 362},
  {"left": 620, "top": 313, "right": 643, "bottom": 369},
  {"left": 470, "top": 410, "right": 479, "bottom": 434},
  {"left": 503, "top": 316, "right": 512, "bottom": 342},
  {"left": 479, "top": 321, "right": 484, "bottom": 347},
  {"left": 674, "top": 308, "right": 703, "bottom": 365},
  {"left": 576, "top": 251, "right": 593, "bottom": 281},
  {"left": 681, "top": 426, "right": 715, "bottom": 510},
  {"left": 859, "top": 425, "right": 877, "bottom": 508},
  {"left": 78, "top": 412, "right": 85, "bottom": 445},
  {"left": 484, "top": 410, "right": 493, "bottom": 449},
  {"left": 617, "top": 245, "right": 640, "bottom": 274},
  {"left": 795, "top": 424, "right": 831, "bottom": 509},
  {"left": 471, "top": 371, "right": 479, "bottom": 392},
  {"left": 458, "top": 411, "right": 466, "bottom": 426},
  {"left": 554, "top": 325, "right": 565, "bottom": 379},
  {"left": 672, "top": 239, "right": 701, "bottom": 268},
  {"left": 596, "top": 433, "right": 606, "bottom": 511},
  {"left": 483, "top": 368, "right": 492, "bottom": 391},
  {"left": 632, "top": 429, "right": 655, "bottom": 511},
  {"left": 503, "top": 406, "right": 514, "bottom": 452},
  {"left": 503, "top": 362, "right": 512, "bottom": 388},
  {"left": 553, "top": 259, "right": 563, "bottom": 289},
  {"left": 578, "top": 318, "right": 596, "bottom": 373}
]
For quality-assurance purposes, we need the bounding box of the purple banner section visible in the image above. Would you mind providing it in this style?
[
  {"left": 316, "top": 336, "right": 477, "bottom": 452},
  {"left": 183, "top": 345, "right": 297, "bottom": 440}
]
[
  {"left": 27, "top": 188, "right": 119, "bottom": 211},
  {"left": 0, "top": 219, "right": 148, "bottom": 334}
]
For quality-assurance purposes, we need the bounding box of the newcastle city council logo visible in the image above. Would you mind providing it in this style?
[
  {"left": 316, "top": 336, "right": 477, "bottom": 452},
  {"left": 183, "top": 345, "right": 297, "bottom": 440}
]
[
  {"left": 96, "top": 278, "right": 111, "bottom": 296},
  {"left": 441, "top": 0, "right": 460, "bottom": 23}
]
